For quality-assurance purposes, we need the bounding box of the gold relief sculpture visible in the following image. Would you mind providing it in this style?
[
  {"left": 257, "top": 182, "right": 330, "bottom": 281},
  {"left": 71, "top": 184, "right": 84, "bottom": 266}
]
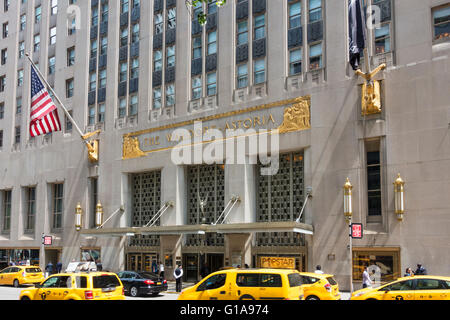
[
  {"left": 356, "top": 64, "right": 386, "bottom": 116},
  {"left": 123, "top": 135, "right": 146, "bottom": 160},
  {"left": 277, "top": 99, "right": 311, "bottom": 134}
]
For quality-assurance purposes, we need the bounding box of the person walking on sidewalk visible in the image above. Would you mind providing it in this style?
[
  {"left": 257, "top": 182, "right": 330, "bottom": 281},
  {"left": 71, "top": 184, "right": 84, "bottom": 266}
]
[
  {"left": 174, "top": 265, "right": 183, "bottom": 292},
  {"left": 362, "top": 266, "right": 372, "bottom": 289},
  {"left": 314, "top": 265, "right": 324, "bottom": 274},
  {"left": 159, "top": 261, "right": 165, "bottom": 279}
]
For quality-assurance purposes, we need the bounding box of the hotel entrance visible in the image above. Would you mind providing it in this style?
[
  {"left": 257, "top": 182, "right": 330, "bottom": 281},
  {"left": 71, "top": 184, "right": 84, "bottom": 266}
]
[
  {"left": 127, "top": 253, "right": 159, "bottom": 273},
  {"left": 183, "top": 253, "right": 225, "bottom": 282}
]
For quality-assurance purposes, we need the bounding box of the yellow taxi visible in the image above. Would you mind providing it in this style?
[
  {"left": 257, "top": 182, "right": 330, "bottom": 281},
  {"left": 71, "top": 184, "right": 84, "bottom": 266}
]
[
  {"left": 351, "top": 275, "right": 450, "bottom": 300},
  {"left": 19, "top": 272, "right": 125, "bottom": 300},
  {"left": 178, "top": 268, "right": 304, "bottom": 300},
  {"left": 0, "top": 266, "right": 45, "bottom": 287},
  {"left": 298, "top": 272, "right": 341, "bottom": 300}
]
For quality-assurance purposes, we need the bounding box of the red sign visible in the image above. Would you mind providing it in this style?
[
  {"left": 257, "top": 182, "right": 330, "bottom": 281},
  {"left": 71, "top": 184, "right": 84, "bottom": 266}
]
[
  {"left": 351, "top": 223, "right": 363, "bottom": 239},
  {"left": 43, "top": 236, "right": 53, "bottom": 245}
]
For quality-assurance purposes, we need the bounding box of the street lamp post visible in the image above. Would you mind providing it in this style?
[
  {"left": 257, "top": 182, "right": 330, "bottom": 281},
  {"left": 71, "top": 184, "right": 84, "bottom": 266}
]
[{"left": 343, "top": 178, "right": 353, "bottom": 293}]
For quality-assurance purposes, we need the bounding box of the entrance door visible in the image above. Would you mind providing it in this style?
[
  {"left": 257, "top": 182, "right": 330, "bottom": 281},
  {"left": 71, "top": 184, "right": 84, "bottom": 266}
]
[
  {"left": 184, "top": 254, "right": 199, "bottom": 282},
  {"left": 143, "top": 254, "right": 158, "bottom": 273},
  {"left": 127, "top": 254, "right": 142, "bottom": 271},
  {"left": 207, "top": 253, "right": 224, "bottom": 274}
]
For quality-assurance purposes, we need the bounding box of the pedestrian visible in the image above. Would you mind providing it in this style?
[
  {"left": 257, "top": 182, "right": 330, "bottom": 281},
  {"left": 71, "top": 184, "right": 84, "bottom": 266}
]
[
  {"left": 415, "top": 264, "right": 427, "bottom": 275},
  {"left": 362, "top": 266, "right": 372, "bottom": 289},
  {"left": 151, "top": 260, "right": 158, "bottom": 274},
  {"left": 173, "top": 265, "right": 183, "bottom": 292},
  {"left": 56, "top": 261, "right": 62, "bottom": 273},
  {"left": 45, "top": 262, "right": 54, "bottom": 277},
  {"left": 200, "top": 264, "right": 210, "bottom": 279},
  {"left": 159, "top": 261, "right": 165, "bottom": 279},
  {"left": 244, "top": 264, "right": 249, "bottom": 268},
  {"left": 314, "top": 265, "right": 324, "bottom": 274},
  {"left": 96, "top": 260, "right": 102, "bottom": 271},
  {"left": 404, "top": 267, "right": 414, "bottom": 277}
]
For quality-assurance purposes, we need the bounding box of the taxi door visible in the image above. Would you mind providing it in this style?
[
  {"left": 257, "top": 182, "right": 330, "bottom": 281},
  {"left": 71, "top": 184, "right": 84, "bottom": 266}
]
[
  {"left": 36, "top": 276, "right": 71, "bottom": 300},
  {"left": 0, "top": 267, "right": 12, "bottom": 285},
  {"left": 258, "top": 274, "right": 284, "bottom": 300},
  {"left": 415, "top": 279, "right": 449, "bottom": 300},
  {"left": 382, "top": 279, "right": 415, "bottom": 301},
  {"left": 196, "top": 273, "right": 229, "bottom": 300}
]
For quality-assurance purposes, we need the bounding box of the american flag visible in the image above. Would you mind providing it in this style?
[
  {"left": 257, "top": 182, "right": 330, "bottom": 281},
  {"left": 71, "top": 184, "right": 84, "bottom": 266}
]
[{"left": 29, "top": 65, "right": 61, "bottom": 137}]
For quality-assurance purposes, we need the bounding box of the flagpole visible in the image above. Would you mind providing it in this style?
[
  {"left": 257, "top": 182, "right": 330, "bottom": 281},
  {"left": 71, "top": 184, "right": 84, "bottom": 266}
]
[{"left": 25, "top": 53, "right": 87, "bottom": 142}]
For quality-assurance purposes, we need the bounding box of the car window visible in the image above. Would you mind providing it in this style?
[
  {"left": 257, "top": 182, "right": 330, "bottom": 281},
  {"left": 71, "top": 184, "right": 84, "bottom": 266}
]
[
  {"left": 117, "top": 272, "right": 124, "bottom": 278},
  {"left": 383, "top": 280, "right": 414, "bottom": 291},
  {"left": 445, "top": 281, "right": 450, "bottom": 289},
  {"left": 26, "top": 267, "right": 42, "bottom": 273},
  {"left": 129, "top": 273, "right": 137, "bottom": 279},
  {"left": 416, "top": 279, "right": 445, "bottom": 290},
  {"left": 93, "top": 275, "right": 121, "bottom": 288},
  {"left": 11, "top": 267, "right": 20, "bottom": 273},
  {"left": 75, "top": 276, "right": 88, "bottom": 288},
  {"left": 326, "top": 277, "right": 337, "bottom": 285},
  {"left": 236, "top": 273, "right": 259, "bottom": 287},
  {"left": 0, "top": 267, "right": 11, "bottom": 274},
  {"left": 42, "top": 276, "right": 71, "bottom": 288},
  {"left": 260, "top": 274, "right": 282, "bottom": 287},
  {"left": 288, "top": 273, "right": 302, "bottom": 287},
  {"left": 139, "top": 272, "right": 159, "bottom": 280},
  {"left": 197, "top": 274, "right": 227, "bottom": 291},
  {"left": 302, "top": 276, "right": 319, "bottom": 284}
]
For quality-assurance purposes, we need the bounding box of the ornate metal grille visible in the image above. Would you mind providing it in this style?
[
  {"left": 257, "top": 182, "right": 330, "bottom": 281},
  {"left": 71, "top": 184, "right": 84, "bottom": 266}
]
[
  {"left": 256, "top": 152, "right": 305, "bottom": 246},
  {"left": 129, "top": 171, "right": 161, "bottom": 247},
  {"left": 186, "top": 164, "right": 225, "bottom": 247}
]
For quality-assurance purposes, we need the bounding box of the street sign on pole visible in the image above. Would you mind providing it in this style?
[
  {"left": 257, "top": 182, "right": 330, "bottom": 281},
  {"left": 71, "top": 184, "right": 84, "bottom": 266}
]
[
  {"left": 351, "top": 223, "right": 363, "bottom": 239},
  {"left": 42, "top": 235, "right": 53, "bottom": 246}
]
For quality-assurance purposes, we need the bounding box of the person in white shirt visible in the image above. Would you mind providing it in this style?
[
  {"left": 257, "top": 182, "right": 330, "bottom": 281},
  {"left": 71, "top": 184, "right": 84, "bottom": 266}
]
[
  {"left": 159, "top": 262, "right": 165, "bottom": 279},
  {"left": 173, "top": 265, "right": 183, "bottom": 292},
  {"left": 314, "top": 265, "right": 324, "bottom": 274},
  {"left": 362, "top": 266, "right": 372, "bottom": 288}
]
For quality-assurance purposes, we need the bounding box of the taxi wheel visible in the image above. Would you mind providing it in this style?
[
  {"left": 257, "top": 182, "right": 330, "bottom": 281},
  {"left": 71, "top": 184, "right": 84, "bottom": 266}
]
[
  {"left": 13, "top": 279, "right": 19, "bottom": 288},
  {"left": 239, "top": 294, "right": 255, "bottom": 300},
  {"left": 306, "top": 295, "right": 320, "bottom": 301},
  {"left": 20, "top": 296, "right": 30, "bottom": 301},
  {"left": 130, "top": 286, "right": 139, "bottom": 297}
]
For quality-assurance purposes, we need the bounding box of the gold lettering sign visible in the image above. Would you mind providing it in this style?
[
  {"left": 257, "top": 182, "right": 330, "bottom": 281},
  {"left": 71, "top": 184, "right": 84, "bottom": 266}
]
[{"left": 259, "top": 257, "right": 296, "bottom": 269}]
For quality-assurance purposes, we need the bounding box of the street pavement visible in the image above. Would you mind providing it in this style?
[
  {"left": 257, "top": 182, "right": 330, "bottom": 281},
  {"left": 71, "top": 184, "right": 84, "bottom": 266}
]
[{"left": 0, "top": 283, "right": 351, "bottom": 300}]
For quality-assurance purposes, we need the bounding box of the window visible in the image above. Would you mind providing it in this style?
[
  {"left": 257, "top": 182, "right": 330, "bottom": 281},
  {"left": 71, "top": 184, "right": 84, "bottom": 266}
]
[
  {"left": 309, "top": 43, "right": 322, "bottom": 70},
  {"left": 0, "top": 76, "right": 5, "bottom": 92},
  {"left": 309, "top": 0, "right": 322, "bottom": 22},
  {"left": 353, "top": 248, "right": 400, "bottom": 282},
  {"left": 1, "top": 48, "right": 6, "bottom": 65},
  {"left": 49, "top": 27, "right": 57, "bottom": 45},
  {"left": 383, "top": 280, "right": 414, "bottom": 291},
  {"left": 2, "top": 190, "right": 12, "bottom": 232},
  {"left": 99, "top": 69, "right": 107, "bottom": 88},
  {"left": 4, "top": 0, "right": 9, "bottom": 12},
  {"left": 89, "top": 177, "right": 98, "bottom": 228},
  {"left": 289, "top": 1, "right": 301, "bottom": 29},
  {"left": 90, "top": 40, "right": 98, "bottom": 59},
  {"left": 25, "top": 187, "right": 36, "bottom": 232},
  {"left": 154, "top": 13, "right": 163, "bottom": 34},
  {"left": 98, "top": 103, "right": 105, "bottom": 123},
  {"left": 20, "top": 14, "right": 26, "bottom": 31},
  {"left": 67, "top": 47, "right": 75, "bottom": 66},
  {"left": 120, "top": 27, "right": 128, "bottom": 47},
  {"left": 416, "top": 279, "right": 445, "bottom": 290},
  {"left": 52, "top": 183, "right": 63, "bottom": 229},
  {"left": 167, "top": 7, "right": 176, "bottom": 29},
  {"left": 207, "top": 72, "right": 216, "bottom": 96},
  {"left": 91, "top": 7, "right": 99, "bottom": 27},
  {"left": 166, "top": 83, "right": 175, "bottom": 106},
  {"left": 237, "top": 20, "right": 248, "bottom": 45},
  {"left": 260, "top": 274, "right": 282, "bottom": 287},
  {"left": 236, "top": 273, "right": 259, "bottom": 287},
  {"left": 48, "top": 56, "right": 56, "bottom": 74},
  {"left": 130, "top": 58, "right": 139, "bottom": 80},
  {"left": 153, "top": 88, "right": 162, "bottom": 109},
  {"left": 33, "top": 34, "right": 40, "bottom": 52},
  {"left": 101, "top": 2, "right": 109, "bottom": 23},
  {"left": 374, "top": 24, "right": 391, "bottom": 54},
  {"left": 254, "top": 14, "right": 265, "bottom": 40},
  {"left": 129, "top": 95, "right": 138, "bottom": 116},
  {"left": 0, "top": 130, "right": 3, "bottom": 148},
  {"left": 237, "top": 63, "right": 248, "bottom": 88},
  {"left": 68, "top": 17, "right": 76, "bottom": 35},
  {"left": 198, "top": 274, "right": 227, "bottom": 291},
  {"left": 207, "top": 31, "right": 217, "bottom": 55},
  {"left": 0, "top": 102, "right": 3, "bottom": 118},
  {"left": 66, "top": 78, "right": 74, "bottom": 98},
  {"left": 118, "top": 97, "right": 126, "bottom": 118},
  {"left": 15, "top": 126, "right": 21, "bottom": 144},
  {"left": 51, "top": 0, "right": 58, "bottom": 15},
  {"left": 17, "top": 70, "right": 24, "bottom": 87},
  {"left": 166, "top": 45, "right": 175, "bottom": 68},
  {"left": 35, "top": 5, "right": 41, "bottom": 23},
  {"left": 2, "top": 22, "right": 8, "bottom": 38},
  {"left": 366, "top": 140, "right": 382, "bottom": 218},
  {"left": 19, "top": 42, "right": 25, "bottom": 59},
  {"left": 16, "top": 97, "right": 22, "bottom": 114},
  {"left": 121, "top": 0, "right": 129, "bottom": 14},
  {"left": 192, "top": 76, "right": 202, "bottom": 100},
  {"left": 289, "top": 48, "right": 302, "bottom": 75},
  {"left": 119, "top": 62, "right": 127, "bottom": 83},
  {"left": 153, "top": 50, "right": 162, "bottom": 71},
  {"left": 65, "top": 110, "right": 73, "bottom": 133},
  {"left": 131, "top": 23, "right": 139, "bottom": 44},
  {"left": 432, "top": 5, "right": 450, "bottom": 42},
  {"left": 254, "top": 59, "right": 265, "bottom": 84},
  {"left": 89, "top": 72, "right": 97, "bottom": 91},
  {"left": 100, "top": 36, "right": 108, "bottom": 55},
  {"left": 88, "top": 105, "right": 95, "bottom": 125},
  {"left": 192, "top": 36, "right": 202, "bottom": 59}
]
